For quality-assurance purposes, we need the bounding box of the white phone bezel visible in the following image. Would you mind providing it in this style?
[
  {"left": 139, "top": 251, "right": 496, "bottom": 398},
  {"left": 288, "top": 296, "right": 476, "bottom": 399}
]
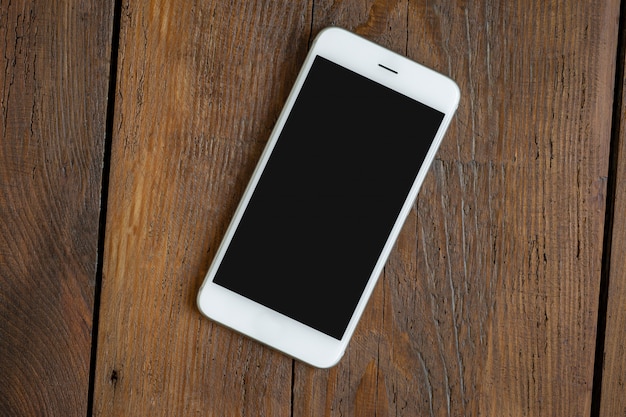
[{"left": 197, "top": 27, "right": 460, "bottom": 368}]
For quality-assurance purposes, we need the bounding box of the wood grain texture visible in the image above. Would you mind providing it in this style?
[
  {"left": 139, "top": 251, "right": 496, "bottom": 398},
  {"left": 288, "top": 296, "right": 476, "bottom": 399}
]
[
  {"left": 600, "top": 13, "right": 626, "bottom": 417},
  {"left": 93, "top": 1, "right": 311, "bottom": 415},
  {"left": 0, "top": 0, "right": 113, "bottom": 416},
  {"left": 294, "top": 1, "right": 620, "bottom": 416},
  {"left": 92, "top": 0, "right": 623, "bottom": 416}
]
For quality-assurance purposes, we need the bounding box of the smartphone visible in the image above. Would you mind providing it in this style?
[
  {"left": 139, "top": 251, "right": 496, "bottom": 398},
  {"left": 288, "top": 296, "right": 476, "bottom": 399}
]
[{"left": 197, "top": 27, "right": 460, "bottom": 368}]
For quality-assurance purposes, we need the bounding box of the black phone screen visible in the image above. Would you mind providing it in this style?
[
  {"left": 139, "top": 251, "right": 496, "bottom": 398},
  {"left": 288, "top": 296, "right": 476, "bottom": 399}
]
[{"left": 213, "top": 56, "right": 444, "bottom": 339}]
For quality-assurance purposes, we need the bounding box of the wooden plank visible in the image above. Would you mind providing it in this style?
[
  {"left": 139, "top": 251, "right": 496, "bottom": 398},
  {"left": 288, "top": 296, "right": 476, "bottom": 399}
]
[
  {"left": 0, "top": 0, "right": 113, "bottom": 416},
  {"left": 600, "top": 12, "right": 626, "bottom": 417},
  {"left": 92, "top": 1, "right": 312, "bottom": 415},
  {"left": 294, "top": 1, "right": 620, "bottom": 416}
]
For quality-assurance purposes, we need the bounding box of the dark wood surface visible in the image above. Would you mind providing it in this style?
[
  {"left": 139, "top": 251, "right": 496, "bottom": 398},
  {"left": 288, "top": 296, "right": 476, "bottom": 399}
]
[
  {"left": 1, "top": 1, "right": 625, "bottom": 416},
  {"left": 0, "top": 1, "right": 114, "bottom": 416},
  {"left": 600, "top": 10, "right": 626, "bottom": 417}
]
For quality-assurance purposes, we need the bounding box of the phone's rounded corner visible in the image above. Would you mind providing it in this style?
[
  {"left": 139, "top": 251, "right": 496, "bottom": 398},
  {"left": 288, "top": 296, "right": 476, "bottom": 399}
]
[
  {"left": 311, "top": 26, "right": 349, "bottom": 48},
  {"left": 450, "top": 80, "right": 461, "bottom": 108},
  {"left": 314, "top": 26, "right": 343, "bottom": 38},
  {"left": 196, "top": 283, "right": 210, "bottom": 317},
  {"left": 305, "top": 344, "right": 347, "bottom": 369},
  {"left": 436, "top": 75, "right": 460, "bottom": 112},
  {"left": 321, "top": 351, "right": 346, "bottom": 369}
]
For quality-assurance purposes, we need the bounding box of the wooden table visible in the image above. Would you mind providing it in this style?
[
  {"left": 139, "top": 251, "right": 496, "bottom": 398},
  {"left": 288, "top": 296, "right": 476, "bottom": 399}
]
[{"left": 1, "top": 1, "right": 625, "bottom": 416}]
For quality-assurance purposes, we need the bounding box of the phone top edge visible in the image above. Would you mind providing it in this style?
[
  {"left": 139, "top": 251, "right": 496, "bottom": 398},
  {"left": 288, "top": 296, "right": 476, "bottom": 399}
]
[{"left": 308, "top": 27, "right": 460, "bottom": 115}]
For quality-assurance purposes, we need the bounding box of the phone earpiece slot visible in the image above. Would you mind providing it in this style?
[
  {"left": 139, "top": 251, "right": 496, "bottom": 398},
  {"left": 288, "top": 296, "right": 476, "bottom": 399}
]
[{"left": 378, "top": 63, "right": 398, "bottom": 74}]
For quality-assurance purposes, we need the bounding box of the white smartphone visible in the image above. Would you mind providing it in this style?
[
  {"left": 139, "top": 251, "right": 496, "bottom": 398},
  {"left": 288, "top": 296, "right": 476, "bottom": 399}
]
[{"left": 197, "top": 27, "right": 460, "bottom": 368}]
